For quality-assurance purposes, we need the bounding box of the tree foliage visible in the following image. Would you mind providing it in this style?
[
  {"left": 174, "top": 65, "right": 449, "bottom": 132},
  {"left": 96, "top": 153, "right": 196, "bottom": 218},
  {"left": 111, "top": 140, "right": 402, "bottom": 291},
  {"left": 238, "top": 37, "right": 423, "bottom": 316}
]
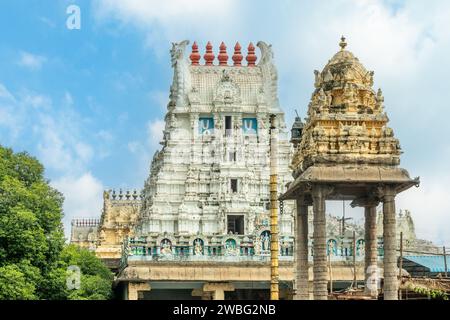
[
  {"left": 61, "top": 245, "right": 113, "bottom": 300},
  {"left": 0, "top": 145, "right": 113, "bottom": 300},
  {"left": 0, "top": 264, "right": 36, "bottom": 300}
]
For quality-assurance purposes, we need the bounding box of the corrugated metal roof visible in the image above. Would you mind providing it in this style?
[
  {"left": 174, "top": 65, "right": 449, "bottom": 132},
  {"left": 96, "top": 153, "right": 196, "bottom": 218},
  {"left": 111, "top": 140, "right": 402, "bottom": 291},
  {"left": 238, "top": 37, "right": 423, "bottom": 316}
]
[{"left": 404, "top": 255, "right": 450, "bottom": 273}]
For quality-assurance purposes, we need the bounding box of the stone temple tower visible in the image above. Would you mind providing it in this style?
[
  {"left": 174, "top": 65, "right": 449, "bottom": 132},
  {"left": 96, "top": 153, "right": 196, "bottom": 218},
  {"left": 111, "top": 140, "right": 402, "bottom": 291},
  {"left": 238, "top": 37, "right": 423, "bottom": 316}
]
[{"left": 132, "top": 40, "right": 294, "bottom": 260}]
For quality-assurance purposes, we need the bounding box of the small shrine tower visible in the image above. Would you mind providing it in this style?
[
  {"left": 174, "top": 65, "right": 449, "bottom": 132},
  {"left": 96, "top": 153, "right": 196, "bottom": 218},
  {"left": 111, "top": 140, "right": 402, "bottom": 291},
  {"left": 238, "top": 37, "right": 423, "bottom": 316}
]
[{"left": 280, "top": 37, "right": 419, "bottom": 300}]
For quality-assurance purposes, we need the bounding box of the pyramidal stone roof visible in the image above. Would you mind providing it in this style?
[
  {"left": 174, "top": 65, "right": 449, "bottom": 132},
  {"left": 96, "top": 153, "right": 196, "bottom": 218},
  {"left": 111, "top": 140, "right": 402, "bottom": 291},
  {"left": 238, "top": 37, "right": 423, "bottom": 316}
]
[{"left": 291, "top": 36, "right": 402, "bottom": 178}]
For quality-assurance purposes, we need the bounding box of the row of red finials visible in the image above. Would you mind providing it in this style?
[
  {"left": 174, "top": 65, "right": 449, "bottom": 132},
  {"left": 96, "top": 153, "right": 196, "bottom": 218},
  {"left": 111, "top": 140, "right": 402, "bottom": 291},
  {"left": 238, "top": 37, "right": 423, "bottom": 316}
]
[{"left": 189, "top": 41, "right": 258, "bottom": 67}]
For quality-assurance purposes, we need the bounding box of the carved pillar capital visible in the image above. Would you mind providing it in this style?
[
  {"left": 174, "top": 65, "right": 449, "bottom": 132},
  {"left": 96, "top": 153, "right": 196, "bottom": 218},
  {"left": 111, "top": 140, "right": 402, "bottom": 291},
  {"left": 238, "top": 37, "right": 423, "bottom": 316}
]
[
  {"left": 375, "top": 184, "right": 397, "bottom": 201},
  {"left": 295, "top": 194, "right": 312, "bottom": 208},
  {"left": 350, "top": 196, "right": 379, "bottom": 208}
]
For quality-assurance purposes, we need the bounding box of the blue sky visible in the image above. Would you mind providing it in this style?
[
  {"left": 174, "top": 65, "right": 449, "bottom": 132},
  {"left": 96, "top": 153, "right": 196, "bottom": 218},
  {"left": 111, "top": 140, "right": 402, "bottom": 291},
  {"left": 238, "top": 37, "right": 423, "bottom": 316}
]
[{"left": 0, "top": 0, "right": 449, "bottom": 245}]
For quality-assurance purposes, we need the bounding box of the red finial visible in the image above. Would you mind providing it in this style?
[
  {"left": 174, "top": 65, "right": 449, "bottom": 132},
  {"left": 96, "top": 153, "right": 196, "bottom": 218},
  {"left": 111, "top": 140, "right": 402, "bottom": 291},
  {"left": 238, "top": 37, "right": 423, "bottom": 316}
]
[
  {"left": 203, "top": 41, "right": 215, "bottom": 66},
  {"left": 218, "top": 42, "right": 228, "bottom": 66},
  {"left": 190, "top": 41, "right": 200, "bottom": 65},
  {"left": 232, "top": 42, "right": 243, "bottom": 67},
  {"left": 246, "top": 42, "right": 257, "bottom": 67}
]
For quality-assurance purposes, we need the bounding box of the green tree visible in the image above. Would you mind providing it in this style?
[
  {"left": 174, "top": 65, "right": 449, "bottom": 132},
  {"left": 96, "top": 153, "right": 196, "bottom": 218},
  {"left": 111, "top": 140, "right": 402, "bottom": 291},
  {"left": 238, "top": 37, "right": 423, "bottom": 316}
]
[
  {"left": 0, "top": 264, "right": 36, "bottom": 300},
  {"left": 0, "top": 145, "right": 113, "bottom": 300},
  {"left": 0, "top": 145, "right": 65, "bottom": 299},
  {"left": 60, "top": 244, "right": 113, "bottom": 300}
]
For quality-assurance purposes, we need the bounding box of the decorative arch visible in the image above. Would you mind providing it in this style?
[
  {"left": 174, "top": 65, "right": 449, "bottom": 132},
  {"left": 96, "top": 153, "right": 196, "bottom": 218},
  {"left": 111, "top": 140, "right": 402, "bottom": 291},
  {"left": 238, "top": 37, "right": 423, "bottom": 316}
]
[
  {"left": 156, "top": 235, "right": 176, "bottom": 246},
  {"left": 327, "top": 238, "right": 338, "bottom": 256},
  {"left": 160, "top": 238, "right": 173, "bottom": 256},
  {"left": 188, "top": 235, "right": 208, "bottom": 246},
  {"left": 254, "top": 226, "right": 270, "bottom": 237},
  {"left": 193, "top": 238, "right": 204, "bottom": 256},
  {"left": 221, "top": 235, "right": 240, "bottom": 246},
  {"left": 224, "top": 238, "right": 239, "bottom": 256}
]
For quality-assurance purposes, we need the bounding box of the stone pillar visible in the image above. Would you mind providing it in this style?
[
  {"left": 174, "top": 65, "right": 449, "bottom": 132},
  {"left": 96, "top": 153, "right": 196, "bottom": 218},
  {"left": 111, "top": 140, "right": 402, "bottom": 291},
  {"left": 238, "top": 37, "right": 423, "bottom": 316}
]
[
  {"left": 312, "top": 186, "right": 330, "bottom": 300},
  {"left": 364, "top": 205, "right": 379, "bottom": 298},
  {"left": 127, "top": 282, "right": 151, "bottom": 300},
  {"left": 203, "top": 283, "right": 234, "bottom": 300},
  {"left": 294, "top": 197, "right": 309, "bottom": 300},
  {"left": 382, "top": 186, "right": 398, "bottom": 300}
]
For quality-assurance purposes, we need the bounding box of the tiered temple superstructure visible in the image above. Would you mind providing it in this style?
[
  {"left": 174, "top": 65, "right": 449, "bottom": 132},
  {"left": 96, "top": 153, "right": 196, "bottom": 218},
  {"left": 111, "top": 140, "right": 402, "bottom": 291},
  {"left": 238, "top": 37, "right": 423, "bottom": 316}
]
[
  {"left": 111, "top": 40, "right": 297, "bottom": 300},
  {"left": 281, "top": 37, "right": 419, "bottom": 300},
  {"left": 128, "top": 40, "right": 295, "bottom": 259}
]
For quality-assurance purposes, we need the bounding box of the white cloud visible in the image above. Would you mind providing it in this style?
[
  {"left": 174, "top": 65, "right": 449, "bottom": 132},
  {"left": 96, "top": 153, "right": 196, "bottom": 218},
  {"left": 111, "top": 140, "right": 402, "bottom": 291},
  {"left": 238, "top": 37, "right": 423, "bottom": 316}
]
[
  {"left": 124, "top": 119, "right": 165, "bottom": 184},
  {"left": 75, "top": 142, "right": 94, "bottom": 163},
  {"left": 96, "top": 129, "right": 114, "bottom": 142},
  {"left": 35, "top": 117, "right": 74, "bottom": 172},
  {"left": 39, "top": 16, "right": 56, "bottom": 28},
  {"left": 112, "top": 72, "right": 144, "bottom": 93},
  {"left": 22, "top": 92, "right": 52, "bottom": 110},
  {"left": 95, "top": 130, "right": 115, "bottom": 159},
  {"left": 93, "top": 0, "right": 239, "bottom": 54},
  {"left": 63, "top": 91, "right": 74, "bottom": 107},
  {"left": 127, "top": 141, "right": 140, "bottom": 154},
  {"left": 0, "top": 83, "right": 16, "bottom": 101},
  {"left": 33, "top": 110, "right": 93, "bottom": 174},
  {"left": 52, "top": 173, "right": 104, "bottom": 240},
  {"left": 127, "top": 119, "right": 166, "bottom": 158},
  {"left": 17, "top": 51, "right": 47, "bottom": 71},
  {"left": 0, "top": 84, "right": 107, "bottom": 240},
  {"left": 0, "top": 84, "right": 16, "bottom": 119},
  {"left": 96, "top": 0, "right": 234, "bottom": 21},
  {"left": 0, "top": 83, "right": 26, "bottom": 141}
]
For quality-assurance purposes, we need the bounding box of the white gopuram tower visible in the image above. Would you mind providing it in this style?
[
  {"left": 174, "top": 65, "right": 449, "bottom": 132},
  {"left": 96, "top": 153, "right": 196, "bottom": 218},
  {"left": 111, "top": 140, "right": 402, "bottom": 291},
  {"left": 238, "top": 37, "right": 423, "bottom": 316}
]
[{"left": 131, "top": 41, "right": 294, "bottom": 260}]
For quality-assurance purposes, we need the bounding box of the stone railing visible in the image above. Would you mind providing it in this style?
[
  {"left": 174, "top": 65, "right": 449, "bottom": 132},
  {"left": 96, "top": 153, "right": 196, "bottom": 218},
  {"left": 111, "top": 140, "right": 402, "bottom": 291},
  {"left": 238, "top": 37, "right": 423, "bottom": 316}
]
[{"left": 71, "top": 218, "right": 100, "bottom": 227}]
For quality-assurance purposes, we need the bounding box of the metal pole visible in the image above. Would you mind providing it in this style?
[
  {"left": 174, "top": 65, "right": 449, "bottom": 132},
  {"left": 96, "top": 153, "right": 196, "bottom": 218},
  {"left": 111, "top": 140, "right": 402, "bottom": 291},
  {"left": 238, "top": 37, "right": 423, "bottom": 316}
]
[
  {"left": 443, "top": 246, "right": 448, "bottom": 278},
  {"left": 353, "top": 231, "right": 356, "bottom": 288},
  {"left": 399, "top": 232, "right": 403, "bottom": 300},
  {"left": 269, "top": 114, "right": 279, "bottom": 300}
]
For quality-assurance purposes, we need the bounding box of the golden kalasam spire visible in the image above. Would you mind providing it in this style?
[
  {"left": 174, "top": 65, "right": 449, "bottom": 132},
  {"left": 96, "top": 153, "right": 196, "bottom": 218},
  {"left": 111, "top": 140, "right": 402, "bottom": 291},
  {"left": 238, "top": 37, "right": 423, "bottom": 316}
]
[
  {"left": 290, "top": 37, "right": 402, "bottom": 177},
  {"left": 339, "top": 35, "right": 347, "bottom": 50}
]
